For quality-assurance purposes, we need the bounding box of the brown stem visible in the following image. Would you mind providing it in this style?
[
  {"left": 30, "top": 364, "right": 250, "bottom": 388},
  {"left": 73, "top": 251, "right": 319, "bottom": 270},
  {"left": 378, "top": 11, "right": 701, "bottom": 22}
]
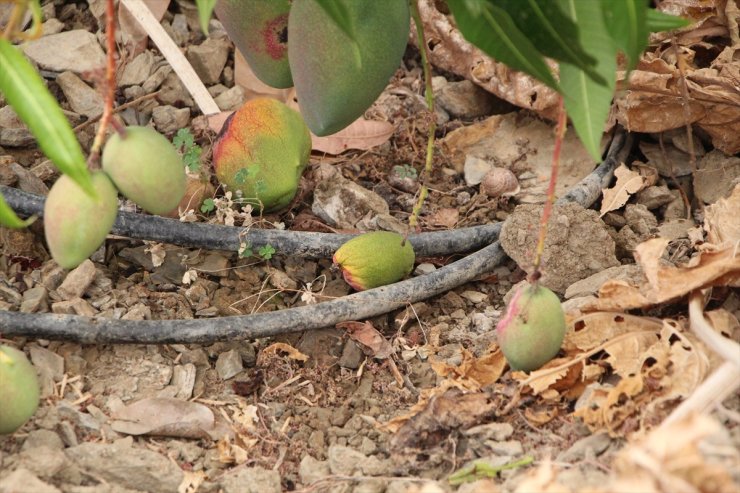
[
  {"left": 88, "top": 0, "right": 120, "bottom": 169},
  {"left": 529, "top": 97, "right": 566, "bottom": 283}
]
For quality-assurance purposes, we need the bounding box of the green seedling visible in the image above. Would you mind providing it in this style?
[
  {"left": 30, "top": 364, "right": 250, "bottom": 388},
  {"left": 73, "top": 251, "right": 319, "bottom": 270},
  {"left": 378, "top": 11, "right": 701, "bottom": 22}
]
[
  {"left": 333, "top": 231, "right": 415, "bottom": 291},
  {"left": 201, "top": 198, "right": 215, "bottom": 213},
  {"left": 0, "top": 345, "right": 40, "bottom": 435},
  {"left": 258, "top": 244, "right": 276, "bottom": 260},
  {"left": 173, "top": 128, "right": 202, "bottom": 173}
]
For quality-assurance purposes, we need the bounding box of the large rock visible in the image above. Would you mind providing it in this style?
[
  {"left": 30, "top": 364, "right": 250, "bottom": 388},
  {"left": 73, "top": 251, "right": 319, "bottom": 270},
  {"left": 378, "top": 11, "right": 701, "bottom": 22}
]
[
  {"left": 56, "top": 72, "right": 104, "bottom": 119},
  {"left": 500, "top": 203, "right": 620, "bottom": 294},
  {"left": 21, "top": 30, "right": 105, "bottom": 77}
]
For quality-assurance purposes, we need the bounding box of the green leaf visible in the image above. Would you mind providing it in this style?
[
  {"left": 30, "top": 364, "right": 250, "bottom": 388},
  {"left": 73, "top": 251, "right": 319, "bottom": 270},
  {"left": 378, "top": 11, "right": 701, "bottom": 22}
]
[
  {"left": 258, "top": 244, "right": 276, "bottom": 260},
  {"left": 200, "top": 197, "right": 215, "bottom": 213},
  {"left": 558, "top": 0, "right": 617, "bottom": 161},
  {"left": 195, "top": 0, "right": 217, "bottom": 35},
  {"left": 602, "top": 0, "right": 647, "bottom": 72},
  {"left": 312, "top": 0, "right": 362, "bottom": 68},
  {"left": 173, "top": 128, "right": 194, "bottom": 150},
  {"left": 495, "top": 0, "right": 606, "bottom": 86},
  {"left": 448, "top": 0, "right": 559, "bottom": 91},
  {"left": 646, "top": 9, "right": 692, "bottom": 32},
  {"left": 0, "top": 39, "right": 93, "bottom": 196},
  {"left": 0, "top": 192, "right": 35, "bottom": 229}
]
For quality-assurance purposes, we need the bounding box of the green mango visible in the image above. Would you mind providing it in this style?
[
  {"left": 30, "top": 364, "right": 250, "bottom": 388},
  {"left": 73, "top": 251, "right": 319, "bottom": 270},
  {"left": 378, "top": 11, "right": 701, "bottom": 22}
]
[
  {"left": 44, "top": 171, "right": 118, "bottom": 269},
  {"left": 0, "top": 346, "right": 40, "bottom": 434},
  {"left": 288, "top": 0, "right": 410, "bottom": 135},
  {"left": 496, "top": 282, "right": 566, "bottom": 372},
  {"left": 102, "top": 126, "right": 186, "bottom": 215},
  {"left": 214, "top": 0, "right": 292, "bottom": 88},
  {"left": 213, "top": 98, "right": 311, "bottom": 212},
  {"left": 333, "top": 231, "right": 415, "bottom": 291}
]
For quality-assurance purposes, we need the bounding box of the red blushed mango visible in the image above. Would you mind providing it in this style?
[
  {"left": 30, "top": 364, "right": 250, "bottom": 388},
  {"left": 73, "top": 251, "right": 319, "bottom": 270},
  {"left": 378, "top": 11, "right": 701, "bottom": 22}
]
[
  {"left": 213, "top": 98, "right": 311, "bottom": 212},
  {"left": 214, "top": 0, "right": 292, "bottom": 88},
  {"left": 43, "top": 171, "right": 118, "bottom": 269},
  {"left": 496, "top": 282, "right": 566, "bottom": 372}
]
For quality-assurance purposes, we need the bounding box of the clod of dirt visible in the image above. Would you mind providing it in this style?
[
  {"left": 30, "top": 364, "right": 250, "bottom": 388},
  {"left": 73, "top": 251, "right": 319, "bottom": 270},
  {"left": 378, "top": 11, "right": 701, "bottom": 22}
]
[
  {"left": 500, "top": 202, "right": 620, "bottom": 294},
  {"left": 0, "top": 345, "right": 40, "bottom": 434},
  {"left": 333, "top": 231, "right": 415, "bottom": 291}
]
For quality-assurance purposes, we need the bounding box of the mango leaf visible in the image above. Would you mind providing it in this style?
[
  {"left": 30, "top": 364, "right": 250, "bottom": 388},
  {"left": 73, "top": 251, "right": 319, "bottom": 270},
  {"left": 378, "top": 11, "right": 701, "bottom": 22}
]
[
  {"left": 0, "top": 39, "right": 93, "bottom": 196},
  {"left": 0, "top": 192, "right": 34, "bottom": 229},
  {"left": 558, "top": 0, "right": 617, "bottom": 161},
  {"left": 646, "top": 9, "right": 692, "bottom": 32},
  {"left": 195, "top": 0, "right": 217, "bottom": 35},
  {"left": 448, "top": 0, "right": 559, "bottom": 90},
  {"left": 602, "top": 0, "right": 647, "bottom": 72},
  {"left": 495, "top": 0, "right": 606, "bottom": 86}
]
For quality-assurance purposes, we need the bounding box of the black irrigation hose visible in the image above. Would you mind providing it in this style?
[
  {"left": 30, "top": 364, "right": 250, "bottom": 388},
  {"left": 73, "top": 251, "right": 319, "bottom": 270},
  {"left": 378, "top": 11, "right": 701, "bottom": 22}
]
[
  {"left": 1, "top": 189, "right": 498, "bottom": 258},
  {"left": 0, "top": 130, "right": 632, "bottom": 344}
]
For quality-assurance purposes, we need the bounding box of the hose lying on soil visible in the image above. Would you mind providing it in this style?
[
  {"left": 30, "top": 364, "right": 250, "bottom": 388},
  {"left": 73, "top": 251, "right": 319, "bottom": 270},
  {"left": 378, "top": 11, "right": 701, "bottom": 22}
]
[{"left": 0, "top": 130, "right": 631, "bottom": 343}]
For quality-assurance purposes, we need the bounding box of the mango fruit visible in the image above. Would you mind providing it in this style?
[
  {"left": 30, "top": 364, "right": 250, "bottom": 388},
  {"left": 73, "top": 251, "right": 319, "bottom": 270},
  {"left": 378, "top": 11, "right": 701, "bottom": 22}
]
[
  {"left": 0, "top": 345, "right": 40, "bottom": 435},
  {"left": 333, "top": 231, "right": 415, "bottom": 291},
  {"left": 212, "top": 98, "right": 311, "bottom": 212},
  {"left": 288, "top": 0, "right": 410, "bottom": 135},
  {"left": 214, "top": 0, "right": 292, "bottom": 88},
  {"left": 496, "top": 282, "right": 566, "bottom": 372},
  {"left": 102, "top": 126, "right": 186, "bottom": 215},
  {"left": 44, "top": 171, "right": 118, "bottom": 269}
]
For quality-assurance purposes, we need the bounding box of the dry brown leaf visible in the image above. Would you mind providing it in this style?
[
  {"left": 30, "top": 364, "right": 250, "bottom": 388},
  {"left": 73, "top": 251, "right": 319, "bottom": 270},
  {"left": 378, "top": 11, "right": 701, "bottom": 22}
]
[
  {"left": 520, "top": 360, "right": 572, "bottom": 395},
  {"left": 178, "top": 470, "right": 206, "bottom": 493},
  {"left": 431, "top": 347, "right": 506, "bottom": 390},
  {"left": 564, "top": 312, "right": 662, "bottom": 352},
  {"left": 605, "top": 331, "right": 661, "bottom": 378},
  {"left": 310, "top": 118, "right": 395, "bottom": 155},
  {"left": 600, "top": 164, "right": 646, "bottom": 216},
  {"left": 428, "top": 207, "right": 459, "bottom": 229},
  {"left": 514, "top": 461, "right": 572, "bottom": 493},
  {"left": 704, "top": 183, "right": 740, "bottom": 247},
  {"left": 111, "top": 397, "right": 228, "bottom": 440},
  {"left": 524, "top": 406, "right": 559, "bottom": 426},
  {"left": 259, "top": 342, "right": 309, "bottom": 362},
  {"left": 337, "top": 321, "right": 393, "bottom": 359}
]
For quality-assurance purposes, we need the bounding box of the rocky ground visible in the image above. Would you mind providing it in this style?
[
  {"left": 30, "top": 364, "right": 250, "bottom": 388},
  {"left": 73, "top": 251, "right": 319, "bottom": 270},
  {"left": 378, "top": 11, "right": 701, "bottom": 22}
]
[{"left": 1, "top": 2, "right": 739, "bottom": 493}]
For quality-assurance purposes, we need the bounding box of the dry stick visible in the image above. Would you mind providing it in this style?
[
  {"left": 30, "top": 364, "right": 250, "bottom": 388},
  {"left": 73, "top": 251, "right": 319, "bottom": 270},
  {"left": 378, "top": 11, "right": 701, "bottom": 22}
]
[
  {"left": 530, "top": 97, "right": 567, "bottom": 281},
  {"left": 88, "top": 0, "right": 118, "bottom": 167},
  {"left": 407, "top": 0, "right": 436, "bottom": 234},
  {"left": 119, "top": 0, "right": 219, "bottom": 117}
]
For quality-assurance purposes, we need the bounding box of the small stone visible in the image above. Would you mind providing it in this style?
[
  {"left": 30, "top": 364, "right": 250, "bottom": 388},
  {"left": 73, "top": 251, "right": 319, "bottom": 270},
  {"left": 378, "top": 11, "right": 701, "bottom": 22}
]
[
  {"left": 171, "top": 364, "right": 197, "bottom": 399},
  {"left": 186, "top": 38, "right": 230, "bottom": 84},
  {"left": 171, "top": 14, "right": 190, "bottom": 46},
  {"left": 29, "top": 345, "right": 65, "bottom": 380},
  {"left": 635, "top": 185, "right": 674, "bottom": 209},
  {"left": 461, "top": 290, "right": 488, "bottom": 304},
  {"left": 122, "top": 303, "right": 151, "bottom": 321},
  {"left": 464, "top": 422, "right": 514, "bottom": 441},
  {"left": 214, "top": 85, "right": 246, "bottom": 111},
  {"left": 338, "top": 340, "right": 364, "bottom": 370},
  {"left": 216, "top": 349, "right": 243, "bottom": 380},
  {"left": 157, "top": 71, "right": 194, "bottom": 107},
  {"left": 57, "top": 259, "right": 97, "bottom": 300},
  {"left": 564, "top": 264, "right": 644, "bottom": 299},
  {"left": 0, "top": 468, "right": 62, "bottom": 493},
  {"left": 0, "top": 105, "right": 34, "bottom": 146},
  {"left": 327, "top": 445, "right": 365, "bottom": 475},
  {"left": 299, "top": 455, "right": 331, "bottom": 486},
  {"left": 142, "top": 65, "right": 173, "bottom": 93},
  {"left": 220, "top": 467, "right": 282, "bottom": 493},
  {"left": 56, "top": 72, "right": 104, "bottom": 119},
  {"left": 11, "top": 162, "right": 49, "bottom": 195},
  {"left": 486, "top": 440, "right": 523, "bottom": 456},
  {"left": 623, "top": 204, "right": 658, "bottom": 236},
  {"left": 51, "top": 297, "right": 97, "bottom": 317},
  {"left": 557, "top": 432, "right": 612, "bottom": 462},
  {"left": 463, "top": 156, "right": 494, "bottom": 186},
  {"left": 435, "top": 80, "right": 496, "bottom": 119},
  {"left": 307, "top": 429, "right": 325, "bottom": 451},
  {"left": 21, "top": 429, "right": 64, "bottom": 451},
  {"left": 414, "top": 263, "right": 436, "bottom": 275},
  {"left": 22, "top": 30, "right": 105, "bottom": 78},
  {"left": 119, "top": 51, "right": 156, "bottom": 87},
  {"left": 152, "top": 105, "right": 190, "bottom": 135},
  {"left": 196, "top": 253, "right": 231, "bottom": 278},
  {"left": 658, "top": 218, "right": 695, "bottom": 241},
  {"left": 470, "top": 312, "right": 494, "bottom": 333},
  {"left": 20, "top": 286, "right": 48, "bottom": 313}
]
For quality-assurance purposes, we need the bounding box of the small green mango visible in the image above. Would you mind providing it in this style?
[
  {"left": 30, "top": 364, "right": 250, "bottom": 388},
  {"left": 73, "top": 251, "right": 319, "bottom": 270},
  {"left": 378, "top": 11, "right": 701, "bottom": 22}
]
[
  {"left": 44, "top": 171, "right": 118, "bottom": 269},
  {"left": 333, "top": 231, "right": 415, "bottom": 291},
  {"left": 0, "top": 345, "right": 40, "bottom": 435},
  {"left": 288, "top": 0, "right": 410, "bottom": 135},
  {"left": 102, "top": 126, "right": 186, "bottom": 215},
  {"left": 496, "top": 282, "right": 566, "bottom": 372},
  {"left": 213, "top": 98, "right": 311, "bottom": 212},
  {"left": 215, "top": 0, "right": 292, "bottom": 88}
]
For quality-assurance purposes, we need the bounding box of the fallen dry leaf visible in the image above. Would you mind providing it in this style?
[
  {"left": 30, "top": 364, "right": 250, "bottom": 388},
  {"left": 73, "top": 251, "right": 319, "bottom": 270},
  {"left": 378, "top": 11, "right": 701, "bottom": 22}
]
[
  {"left": 704, "top": 183, "right": 740, "bottom": 248},
  {"left": 178, "top": 470, "right": 206, "bottom": 493},
  {"left": 431, "top": 347, "right": 506, "bottom": 390},
  {"left": 428, "top": 207, "right": 460, "bottom": 229},
  {"left": 259, "top": 342, "right": 309, "bottom": 363},
  {"left": 111, "top": 397, "right": 228, "bottom": 440},
  {"left": 337, "top": 321, "right": 393, "bottom": 359},
  {"left": 600, "top": 164, "right": 646, "bottom": 216},
  {"left": 310, "top": 117, "right": 395, "bottom": 155}
]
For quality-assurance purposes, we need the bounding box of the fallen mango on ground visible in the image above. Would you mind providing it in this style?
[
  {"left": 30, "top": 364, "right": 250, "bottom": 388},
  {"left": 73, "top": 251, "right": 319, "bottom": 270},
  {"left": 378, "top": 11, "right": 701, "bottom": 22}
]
[
  {"left": 0, "top": 345, "right": 40, "bottom": 435},
  {"left": 333, "top": 231, "right": 415, "bottom": 291}
]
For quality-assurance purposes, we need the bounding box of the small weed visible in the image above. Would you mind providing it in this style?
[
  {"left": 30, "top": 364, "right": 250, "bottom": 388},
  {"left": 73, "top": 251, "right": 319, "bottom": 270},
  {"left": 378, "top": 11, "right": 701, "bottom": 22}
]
[
  {"left": 173, "top": 128, "right": 202, "bottom": 173},
  {"left": 392, "top": 163, "right": 418, "bottom": 179},
  {"left": 200, "top": 198, "right": 215, "bottom": 213},
  {"left": 258, "top": 244, "right": 276, "bottom": 260}
]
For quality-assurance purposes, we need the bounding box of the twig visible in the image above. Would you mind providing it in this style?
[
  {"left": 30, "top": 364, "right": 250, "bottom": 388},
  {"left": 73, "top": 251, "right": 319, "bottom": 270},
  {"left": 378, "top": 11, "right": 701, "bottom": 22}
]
[{"left": 119, "top": 0, "right": 219, "bottom": 116}]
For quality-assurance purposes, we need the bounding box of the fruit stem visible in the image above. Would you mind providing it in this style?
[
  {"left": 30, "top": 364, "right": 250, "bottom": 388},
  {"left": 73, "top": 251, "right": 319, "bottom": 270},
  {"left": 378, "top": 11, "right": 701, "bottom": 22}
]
[
  {"left": 529, "top": 97, "right": 567, "bottom": 283},
  {"left": 407, "top": 0, "right": 436, "bottom": 237},
  {"left": 88, "top": 0, "right": 118, "bottom": 169}
]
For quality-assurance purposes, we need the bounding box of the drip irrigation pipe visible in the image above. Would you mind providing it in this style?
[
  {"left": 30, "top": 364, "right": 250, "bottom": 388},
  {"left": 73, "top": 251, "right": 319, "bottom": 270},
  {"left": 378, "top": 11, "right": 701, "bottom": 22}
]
[{"left": 0, "top": 130, "right": 632, "bottom": 344}]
